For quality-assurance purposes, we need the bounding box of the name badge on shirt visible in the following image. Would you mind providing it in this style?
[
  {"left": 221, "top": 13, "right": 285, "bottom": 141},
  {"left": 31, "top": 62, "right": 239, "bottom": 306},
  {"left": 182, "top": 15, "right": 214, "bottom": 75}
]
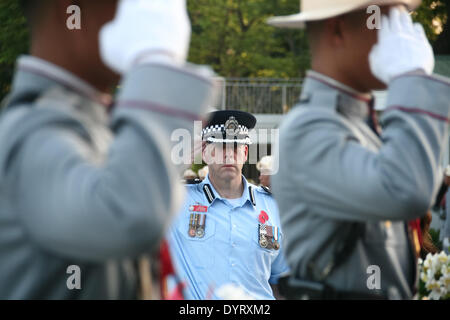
[{"left": 188, "top": 205, "right": 208, "bottom": 238}]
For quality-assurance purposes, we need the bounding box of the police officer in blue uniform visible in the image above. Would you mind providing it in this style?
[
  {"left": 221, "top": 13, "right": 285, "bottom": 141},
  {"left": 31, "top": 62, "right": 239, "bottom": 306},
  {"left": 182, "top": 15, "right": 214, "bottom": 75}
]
[{"left": 167, "top": 110, "right": 290, "bottom": 299}]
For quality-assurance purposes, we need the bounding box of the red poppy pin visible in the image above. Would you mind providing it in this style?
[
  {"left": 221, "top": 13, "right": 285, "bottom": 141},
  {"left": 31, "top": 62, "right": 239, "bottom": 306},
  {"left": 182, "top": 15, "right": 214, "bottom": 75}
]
[{"left": 259, "top": 210, "right": 269, "bottom": 224}]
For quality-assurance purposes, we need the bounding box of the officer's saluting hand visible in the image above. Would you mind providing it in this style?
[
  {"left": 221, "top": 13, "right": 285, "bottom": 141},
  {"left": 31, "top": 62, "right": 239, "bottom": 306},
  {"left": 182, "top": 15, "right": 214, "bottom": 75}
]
[{"left": 0, "top": 0, "right": 216, "bottom": 299}]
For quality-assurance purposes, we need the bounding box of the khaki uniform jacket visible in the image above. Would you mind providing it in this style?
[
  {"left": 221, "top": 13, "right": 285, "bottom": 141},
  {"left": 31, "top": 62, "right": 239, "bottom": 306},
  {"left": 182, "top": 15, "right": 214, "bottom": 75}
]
[
  {"left": 0, "top": 56, "right": 216, "bottom": 299},
  {"left": 273, "top": 70, "right": 450, "bottom": 299}
]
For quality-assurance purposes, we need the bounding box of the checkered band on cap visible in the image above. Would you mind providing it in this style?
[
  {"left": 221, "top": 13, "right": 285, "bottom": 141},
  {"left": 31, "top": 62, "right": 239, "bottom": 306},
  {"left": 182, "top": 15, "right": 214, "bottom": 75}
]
[
  {"left": 202, "top": 124, "right": 252, "bottom": 145},
  {"left": 202, "top": 124, "right": 249, "bottom": 136}
]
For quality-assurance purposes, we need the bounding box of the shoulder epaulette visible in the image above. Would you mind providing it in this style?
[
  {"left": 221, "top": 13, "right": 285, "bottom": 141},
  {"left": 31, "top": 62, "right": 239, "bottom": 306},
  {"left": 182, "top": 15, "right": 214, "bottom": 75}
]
[
  {"left": 203, "top": 184, "right": 216, "bottom": 204},
  {"left": 248, "top": 186, "right": 256, "bottom": 206},
  {"left": 185, "top": 178, "right": 202, "bottom": 185},
  {"left": 261, "top": 185, "right": 272, "bottom": 195}
]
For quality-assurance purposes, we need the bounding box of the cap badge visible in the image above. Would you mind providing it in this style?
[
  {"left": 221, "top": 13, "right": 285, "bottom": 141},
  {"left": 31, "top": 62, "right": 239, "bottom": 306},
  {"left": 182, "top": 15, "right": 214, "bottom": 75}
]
[{"left": 225, "top": 116, "right": 240, "bottom": 136}]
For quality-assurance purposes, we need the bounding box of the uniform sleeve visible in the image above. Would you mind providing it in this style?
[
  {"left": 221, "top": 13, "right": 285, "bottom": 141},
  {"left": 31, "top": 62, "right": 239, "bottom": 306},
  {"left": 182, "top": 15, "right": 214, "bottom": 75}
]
[
  {"left": 278, "top": 74, "right": 450, "bottom": 222},
  {"left": 269, "top": 248, "right": 290, "bottom": 284},
  {"left": 13, "top": 63, "right": 216, "bottom": 262},
  {"left": 267, "top": 194, "right": 290, "bottom": 284}
]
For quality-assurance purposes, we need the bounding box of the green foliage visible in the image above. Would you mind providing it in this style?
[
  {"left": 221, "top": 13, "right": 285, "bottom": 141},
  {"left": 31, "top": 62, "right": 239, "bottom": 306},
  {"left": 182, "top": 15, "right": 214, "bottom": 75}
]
[
  {"left": 187, "top": 0, "right": 449, "bottom": 79},
  {"left": 188, "top": 0, "right": 311, "bottom": 78},
  {"left": 429, "top": 228, "right": 443, "bottom": 251},
  {"left": 191, "top": 163, "right": 206, "bottom": 174},
  {"left": 412, "top": 0, "right": 448, "bottom": 42},
  {"left": 0, "top": 0, "right": 29, "bottom": 101}
]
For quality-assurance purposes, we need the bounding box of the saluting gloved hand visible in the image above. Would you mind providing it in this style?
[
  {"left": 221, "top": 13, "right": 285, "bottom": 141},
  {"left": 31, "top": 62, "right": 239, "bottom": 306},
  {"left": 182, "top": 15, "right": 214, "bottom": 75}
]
[
  {"left": 369, "top": 7, "right": 434, "bottom": 84},
  {"left": 99, "top": 0, "right": 191, "bottom": 74}
]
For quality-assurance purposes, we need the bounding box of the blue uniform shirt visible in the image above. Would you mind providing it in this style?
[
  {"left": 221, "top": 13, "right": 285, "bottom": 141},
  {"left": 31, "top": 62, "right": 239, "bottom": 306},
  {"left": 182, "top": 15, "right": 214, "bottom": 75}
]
[{"left": 167, "top": 174, "right": 290, "bottom": 299}]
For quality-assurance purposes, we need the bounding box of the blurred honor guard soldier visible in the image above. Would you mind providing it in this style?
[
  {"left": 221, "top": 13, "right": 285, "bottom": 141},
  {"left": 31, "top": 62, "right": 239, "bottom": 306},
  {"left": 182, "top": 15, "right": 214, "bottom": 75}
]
[
  {"left": 0, "top": 0, "right": 216, "bottom": 299},
  {"left": 167, "top": 110, "right": 290, "bottom": 299},
  {"left": 269, "top": 1, "right": 450, "bottom": 299}
]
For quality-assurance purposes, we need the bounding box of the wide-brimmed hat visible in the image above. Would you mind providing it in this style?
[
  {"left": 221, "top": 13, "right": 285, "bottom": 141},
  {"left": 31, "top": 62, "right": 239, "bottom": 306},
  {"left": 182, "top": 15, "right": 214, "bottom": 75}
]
[{"left": 267, "top": 0, "right": 421, "bottom": 29}]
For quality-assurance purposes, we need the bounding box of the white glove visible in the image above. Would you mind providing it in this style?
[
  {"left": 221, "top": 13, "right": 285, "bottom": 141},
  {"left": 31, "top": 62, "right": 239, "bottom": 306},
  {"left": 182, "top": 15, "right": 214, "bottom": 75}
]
[
  {"left": 99, "top": 0, "right": 191, "bottom": 74},
  {"left": 369, "top": 7, "right": 434, "bottom": 84}
]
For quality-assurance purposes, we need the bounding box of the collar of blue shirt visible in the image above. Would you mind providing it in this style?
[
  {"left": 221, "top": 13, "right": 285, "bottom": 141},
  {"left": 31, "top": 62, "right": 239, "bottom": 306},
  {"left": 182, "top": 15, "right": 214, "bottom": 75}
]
[{"left": 201, "top": 174, "right": 255, "bottom": 209}]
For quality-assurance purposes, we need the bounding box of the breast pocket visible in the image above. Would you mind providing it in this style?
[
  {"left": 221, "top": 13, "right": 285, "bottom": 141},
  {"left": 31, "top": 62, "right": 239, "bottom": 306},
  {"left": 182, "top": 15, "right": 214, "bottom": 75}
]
[
  {"left": 247, "top": 224, "right": 281, "bottom": 274},
  {"left": 177, "top": 212, "right": 216, "bottom": 269}
]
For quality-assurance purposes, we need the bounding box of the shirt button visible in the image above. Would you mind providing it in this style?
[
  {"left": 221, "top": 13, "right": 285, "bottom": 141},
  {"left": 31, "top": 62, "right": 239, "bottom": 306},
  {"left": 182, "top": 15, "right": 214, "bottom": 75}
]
[
  {"left": 231, "top": 263, "right": 236, "bottom": 267},
  {"left": 232, "top": 243, "right": 236, "bottom": 247}
]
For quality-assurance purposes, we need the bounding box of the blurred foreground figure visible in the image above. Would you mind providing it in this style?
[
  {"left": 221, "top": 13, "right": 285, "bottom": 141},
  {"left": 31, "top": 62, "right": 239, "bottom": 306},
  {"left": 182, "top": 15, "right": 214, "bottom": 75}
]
[
  {"left": 0, "top": 0, "right": 216, "bottom": 299},
  {"left": 269, "top": 1, "right": 450, "bottom": 299}
]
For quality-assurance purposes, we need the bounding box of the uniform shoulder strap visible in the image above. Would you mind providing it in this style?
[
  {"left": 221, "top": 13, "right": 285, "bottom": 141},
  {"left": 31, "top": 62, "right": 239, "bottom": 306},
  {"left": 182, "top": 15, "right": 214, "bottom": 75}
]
[
  {"left": 261, "top": 185, "right": 272, "bottom": 195},
  {"left": 2, "top": 90, "right": 41, "bottom": 111},
  {"left": 202, "top": 184, "right": 216, "bottom": 204},
  {"left": 185, "top": 178, "right": 202, "bottom": 185},
  {"left": 0, "top": 87, "right": 90, "bottom": 179},
  {"left": 248, "top": 186, "right": 256, "bottom": 206}
]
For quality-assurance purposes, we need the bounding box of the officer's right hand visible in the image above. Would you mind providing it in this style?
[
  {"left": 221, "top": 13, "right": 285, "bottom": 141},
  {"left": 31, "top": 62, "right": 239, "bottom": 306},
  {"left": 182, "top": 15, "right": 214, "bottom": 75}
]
[
  {"left": 99, "top": 0, "right": 191, "bottom": 74},
  {"left": 369, "top": 7, "right": 435, "bottom": 84}
]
